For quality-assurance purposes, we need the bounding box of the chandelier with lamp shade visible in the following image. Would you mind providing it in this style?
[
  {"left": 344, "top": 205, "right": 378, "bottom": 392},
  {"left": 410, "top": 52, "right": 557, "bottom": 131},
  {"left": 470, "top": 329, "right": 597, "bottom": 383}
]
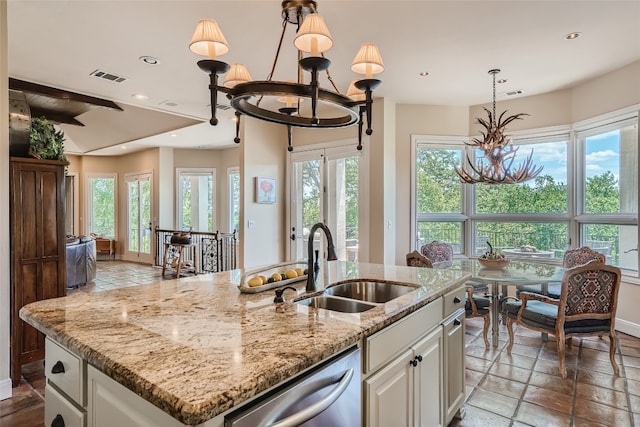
[{"left": 189, "top": 0, "right": 384, "bottom": 152}]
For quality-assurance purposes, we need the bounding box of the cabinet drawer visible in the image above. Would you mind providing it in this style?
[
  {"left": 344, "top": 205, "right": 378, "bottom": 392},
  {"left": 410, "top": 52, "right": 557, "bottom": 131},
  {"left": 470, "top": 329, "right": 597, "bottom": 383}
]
[
  {"left": 365, "top": 298, "right": 442, "bottom": 374},
  {"left": 46, "top": 338, "right": 86, "bottom": 405},
  {"left": 442, "top": 286, "right": 466, "bottom": 318},
  {"left": 45, "top": 384, "right": 86, "bottom": 427}
]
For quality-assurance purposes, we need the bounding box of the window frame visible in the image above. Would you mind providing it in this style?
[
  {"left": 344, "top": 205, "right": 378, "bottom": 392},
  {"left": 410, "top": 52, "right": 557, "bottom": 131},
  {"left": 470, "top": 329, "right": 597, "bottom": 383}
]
[
  {"left": 228, "top": 166, "right": 240, "bottom": 233},
  {"left": 411, "top": 108, "right": 639, "bottom": 279},
  {"left": 175, "top": 168, "right": 216, "bottom": 232},
  {"left": 86, "top": 173, "right": 117, "bottom": 239}
]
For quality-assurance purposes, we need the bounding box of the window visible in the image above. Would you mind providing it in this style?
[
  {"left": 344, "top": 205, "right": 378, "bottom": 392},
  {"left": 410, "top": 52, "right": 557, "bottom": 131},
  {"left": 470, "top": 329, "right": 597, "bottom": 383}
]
[
  {"left": 413, "top": 112, "right": 639, "bottom": 276},
  {"left": 577, "top": 118, "right": 638, "bottom": 271},
  {"left": 87, "top": 174, "right": 116, "bottom": 238},
  {"left": 176, "top": 169, "right": 215, "bottom": 232},
  {"left": 228, "top": 167, "right": 240, "bottom": 232},
  {"left": 413, "top": 140, "right": 465, "bottom": 254}
]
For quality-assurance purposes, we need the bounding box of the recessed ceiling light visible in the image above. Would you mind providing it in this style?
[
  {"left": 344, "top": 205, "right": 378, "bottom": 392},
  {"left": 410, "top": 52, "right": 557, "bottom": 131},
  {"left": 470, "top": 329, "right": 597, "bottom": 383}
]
[
  {"left": 419, "top": 71, "right": 429, "bottom": 77},
  {"left": 497, "top": 79, "right": 507, "bottom": 84},
  {"left": 565, "top": 32, "right": 582, "bottom": 40},
  {"left": 139, "top": 56, "right": 160, "bottom": 65},
  {"left": 121, "top": 145, "right": 127, "bottom": 150},
  {"left": 170, "top": 133, "right": 177, "bottom": 137},
  {"left": 132, "top": 93, "right": 148, "bottom": 100}
]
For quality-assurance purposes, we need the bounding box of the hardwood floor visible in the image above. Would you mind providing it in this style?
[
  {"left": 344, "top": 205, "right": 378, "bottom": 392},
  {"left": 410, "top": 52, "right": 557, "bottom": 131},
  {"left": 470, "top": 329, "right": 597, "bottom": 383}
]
[{"left": 1, "top": 261, "right": 639, "bottom": 426}]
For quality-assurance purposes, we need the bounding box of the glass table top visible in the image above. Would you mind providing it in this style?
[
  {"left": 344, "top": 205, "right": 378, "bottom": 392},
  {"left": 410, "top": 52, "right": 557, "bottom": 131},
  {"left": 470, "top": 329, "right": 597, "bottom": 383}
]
[{"left": 433, "top": 258, "right": 565, "bottom": 284}]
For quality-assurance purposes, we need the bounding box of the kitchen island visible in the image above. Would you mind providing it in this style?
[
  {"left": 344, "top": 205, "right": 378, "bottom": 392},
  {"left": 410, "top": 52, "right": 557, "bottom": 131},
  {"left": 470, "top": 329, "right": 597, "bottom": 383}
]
[{"left": 20, "top": 261, "right": 471, "bottom": 426}]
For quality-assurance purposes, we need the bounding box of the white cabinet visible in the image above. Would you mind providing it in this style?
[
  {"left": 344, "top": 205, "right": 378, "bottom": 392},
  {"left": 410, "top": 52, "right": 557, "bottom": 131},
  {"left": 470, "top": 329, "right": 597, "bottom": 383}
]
[
  {"left": 364, "top": 286, "right": 466, "bottom": 427},
  {"left": 443, "top": 308, "right": 466, "bottom": 424},
  {"left": 365, "top": 348, "right": 413, "bottom": 427},
  {"left": 45, "top": 338, "right": 87, "bottom": 427},
  {"left": 414, "top": 328, "right": 444, "bottom": 427},
  {"left": 364, "top": 301, "right": 445, "bottom": 427},
  {"left": 87, "top": 365, "right": 184, "bottom": 427}
]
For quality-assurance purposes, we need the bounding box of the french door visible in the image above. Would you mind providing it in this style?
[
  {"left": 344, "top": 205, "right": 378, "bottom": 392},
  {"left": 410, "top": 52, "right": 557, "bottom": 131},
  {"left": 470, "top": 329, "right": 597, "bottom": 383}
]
[
  {"left": 289, "top": 146, "right": 363, "bottom": 262},
  {"left": 125, "top": 172, "right": 153, "bottom": 263}
]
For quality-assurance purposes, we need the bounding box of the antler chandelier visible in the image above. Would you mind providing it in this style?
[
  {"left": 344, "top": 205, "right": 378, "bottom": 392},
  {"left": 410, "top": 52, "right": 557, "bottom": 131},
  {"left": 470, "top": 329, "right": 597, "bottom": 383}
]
[
  {"left": 189, "top": 0, "right": 384, "bottom": 152},
  {"left": 454, "top": 69, "right": 543, "bottom": 184}
]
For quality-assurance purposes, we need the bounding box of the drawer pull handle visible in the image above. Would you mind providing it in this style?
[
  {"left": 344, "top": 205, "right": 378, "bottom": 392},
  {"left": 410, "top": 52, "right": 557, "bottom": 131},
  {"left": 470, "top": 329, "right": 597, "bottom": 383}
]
[
  {"left": 51, "top": 361, "right": 65, "bottom": 374},
  {"left": 52, "top": 414, "right": 65, "bottom": 427},
  {"left": 409, "top": 359, "right": 418, "bottom": 367},
  {"left": 415, "top": 355, "right": 423, "bottom": 363},
  {"left": 453, "top": 296, "right": 462, "bottom": 304},
  {"left": 454, "top": 319, "right": 462, "bottom": 326}
]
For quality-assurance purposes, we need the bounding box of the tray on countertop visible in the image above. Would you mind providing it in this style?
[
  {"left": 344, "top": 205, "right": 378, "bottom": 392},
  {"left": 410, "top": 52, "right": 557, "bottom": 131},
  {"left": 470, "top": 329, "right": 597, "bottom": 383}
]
[{"left": 238, "top": 261, "right": 309, "bottom": 294}]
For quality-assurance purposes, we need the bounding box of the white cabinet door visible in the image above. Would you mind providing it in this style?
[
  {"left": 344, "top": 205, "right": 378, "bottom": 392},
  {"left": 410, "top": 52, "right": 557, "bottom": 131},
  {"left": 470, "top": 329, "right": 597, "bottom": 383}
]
[
  {"left": 365, "top": 349, "right": 413, "bottom": 427},
  {"left": 87, "top": 365, "right": 183, "bottom": 427},
  {"left": 413, "top": 327, "right": 444, "bottom": 427},
  {"left": 443, "top": 308, "right": 466, "bottom": 424}
]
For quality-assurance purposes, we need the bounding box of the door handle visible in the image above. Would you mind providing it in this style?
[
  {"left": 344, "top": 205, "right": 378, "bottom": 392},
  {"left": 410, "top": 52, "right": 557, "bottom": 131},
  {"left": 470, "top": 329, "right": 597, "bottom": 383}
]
[
  {"left": 51, "top": 361, "right": 65, "bottom": 374},
  {"left": 263, "top": 368, "right": 354, "bottom": 427},
  {"left": 454, "top": 318, "right": 462, "bottom": 326},
  {"left": 51, "top": 414, "right": 65, "bottom": 427},
  {"left": 453, "top": 296, "right": 462, "bottom": 304}
]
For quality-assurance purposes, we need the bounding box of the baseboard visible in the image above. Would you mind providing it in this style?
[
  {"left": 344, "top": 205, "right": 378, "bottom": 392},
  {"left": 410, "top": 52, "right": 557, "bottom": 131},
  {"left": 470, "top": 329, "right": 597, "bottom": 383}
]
[
  {"left": 0, "top": 377, "right": 12, "bottom": 401},
  {"left": 616, "top": 318, "right": 640, "bottom": 339}
]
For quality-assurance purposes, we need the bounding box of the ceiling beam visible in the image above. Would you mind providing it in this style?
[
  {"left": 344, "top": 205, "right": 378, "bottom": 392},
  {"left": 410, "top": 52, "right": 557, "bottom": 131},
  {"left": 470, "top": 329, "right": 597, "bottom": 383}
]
[{"left": 9, "top": 78, "right": 123, "bottom": 111}]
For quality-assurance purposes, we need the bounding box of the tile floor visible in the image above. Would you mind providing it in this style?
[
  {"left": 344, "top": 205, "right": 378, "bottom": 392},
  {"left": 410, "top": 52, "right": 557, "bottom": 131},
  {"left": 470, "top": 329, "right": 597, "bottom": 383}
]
[{"left": 1, "top": 261, "right": 639, "bottom": 427}]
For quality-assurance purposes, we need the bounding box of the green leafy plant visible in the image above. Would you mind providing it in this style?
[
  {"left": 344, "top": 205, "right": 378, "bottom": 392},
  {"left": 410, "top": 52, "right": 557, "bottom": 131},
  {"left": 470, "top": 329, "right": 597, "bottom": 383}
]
[
  {"left": 480, "top": 241, "right": 506, "bottom": 260},
  {"left": 29, "top": 116, "right": 67, "bottom": 161}
]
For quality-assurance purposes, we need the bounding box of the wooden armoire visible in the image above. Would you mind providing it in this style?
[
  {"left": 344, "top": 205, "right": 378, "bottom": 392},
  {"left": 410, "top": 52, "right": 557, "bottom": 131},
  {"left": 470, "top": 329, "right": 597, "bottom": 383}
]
[{"left": 10, "top": 157, "right": 67, "bottom": 386}]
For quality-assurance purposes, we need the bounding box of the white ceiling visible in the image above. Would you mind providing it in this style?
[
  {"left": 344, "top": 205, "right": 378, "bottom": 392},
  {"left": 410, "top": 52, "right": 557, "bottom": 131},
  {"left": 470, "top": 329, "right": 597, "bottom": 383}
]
[{"left": 7, "top": 0, "right": 640, "bottom": 156}]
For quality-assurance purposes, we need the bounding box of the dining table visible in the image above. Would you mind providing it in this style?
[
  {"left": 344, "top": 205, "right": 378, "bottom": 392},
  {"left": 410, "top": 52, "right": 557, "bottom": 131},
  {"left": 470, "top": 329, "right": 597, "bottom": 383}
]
[{"left": 433, "top": 258, "right": 565, "bottom": 347}]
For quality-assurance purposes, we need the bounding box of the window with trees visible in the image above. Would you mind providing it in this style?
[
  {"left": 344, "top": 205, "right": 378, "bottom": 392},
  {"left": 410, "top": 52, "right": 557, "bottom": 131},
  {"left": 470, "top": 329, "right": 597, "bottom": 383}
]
[
  {"left": 87, "top": 174, "right": 116, "bottom": 238},
  {"left": 413, "top": 112, "right": 639, "bottom": 276},
  {"left": 228, "top": 167, "right": 240, "bottom": 232},
  {"left": 177, "top": 169, "right": 214, "bottom": 232}
]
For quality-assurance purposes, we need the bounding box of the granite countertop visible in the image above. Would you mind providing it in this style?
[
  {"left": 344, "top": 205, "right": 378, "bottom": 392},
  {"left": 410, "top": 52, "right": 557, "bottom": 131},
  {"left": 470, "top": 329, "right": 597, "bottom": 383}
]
[{"left": 20, "top": 261, "right": 471, "bottom": 425}]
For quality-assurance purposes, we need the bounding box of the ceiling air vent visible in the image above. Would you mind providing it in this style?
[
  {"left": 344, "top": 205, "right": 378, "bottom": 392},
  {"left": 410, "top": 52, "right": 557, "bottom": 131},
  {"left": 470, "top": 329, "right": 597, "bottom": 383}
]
[
  {"left": 505, "top": 90, "right": 523, "bottom": 96},
  {"left": 208, "top": 103, "right": 231, "bottom": 111},
  {"left": 90, "top": 69, "right": 127, "bottom": 83}
]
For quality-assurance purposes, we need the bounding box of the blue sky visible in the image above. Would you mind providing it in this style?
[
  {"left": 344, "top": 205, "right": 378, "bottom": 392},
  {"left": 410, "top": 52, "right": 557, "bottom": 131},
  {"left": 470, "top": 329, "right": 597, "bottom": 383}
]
[{"left": 517, "top": 130, "right": 621, "bottom": 185}]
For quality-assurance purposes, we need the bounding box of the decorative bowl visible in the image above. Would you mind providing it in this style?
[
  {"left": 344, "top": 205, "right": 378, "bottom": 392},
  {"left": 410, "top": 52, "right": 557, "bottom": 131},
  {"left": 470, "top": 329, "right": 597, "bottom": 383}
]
[{"left": 478, "top": 258, "right": 510, "bottom": 269}]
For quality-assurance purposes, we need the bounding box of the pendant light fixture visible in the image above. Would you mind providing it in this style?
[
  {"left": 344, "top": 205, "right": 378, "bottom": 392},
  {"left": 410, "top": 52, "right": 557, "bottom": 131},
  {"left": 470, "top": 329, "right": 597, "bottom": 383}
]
[
  {"left": 189, "top": 0, "right": 384, "bottom": 152},
  {"left": 455, "top": 69, "right": 543, "bottom": 184}
]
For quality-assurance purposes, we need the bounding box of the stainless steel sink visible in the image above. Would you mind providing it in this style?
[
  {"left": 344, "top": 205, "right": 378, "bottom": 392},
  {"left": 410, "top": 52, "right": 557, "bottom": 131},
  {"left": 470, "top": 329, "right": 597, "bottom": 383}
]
[
  {"left": 295, "top": 295, "right": 377, "bottom": 313},
  {"left": 324, "top": 281, "right": 418, "bottom": 303}
]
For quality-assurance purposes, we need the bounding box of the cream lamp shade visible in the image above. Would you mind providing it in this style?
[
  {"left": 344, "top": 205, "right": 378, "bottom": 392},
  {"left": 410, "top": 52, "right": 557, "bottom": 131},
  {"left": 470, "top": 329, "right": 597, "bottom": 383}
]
[
  {"left": 223, "top": 64, "right": 252, "bottom": 88},
  {"left": 351, "top": 44, "right": 384, "bottom": 78},
  {"left": 294, "top": 14, "right": 333, "bottom": 56},
  {"left": 189, "top": 19, "right": 230, "bottom": 60},
  {"left": 346, "top": 79, "right": 365, "bottom": 102}
]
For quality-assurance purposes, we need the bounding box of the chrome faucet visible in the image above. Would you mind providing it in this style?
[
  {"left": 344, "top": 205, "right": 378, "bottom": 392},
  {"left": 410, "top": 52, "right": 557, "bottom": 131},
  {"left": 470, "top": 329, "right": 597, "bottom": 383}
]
[{"left": 306, "top": 222, "right": 338, "bottom": 292}]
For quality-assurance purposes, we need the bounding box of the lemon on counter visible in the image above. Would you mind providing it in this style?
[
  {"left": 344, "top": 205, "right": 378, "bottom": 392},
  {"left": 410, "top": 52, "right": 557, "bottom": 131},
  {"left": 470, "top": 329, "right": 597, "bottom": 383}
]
[
  {"left": 247, "top": 277, "right": 264, "bottom": 287},
  {"left": 271, "top": 273, "right": 282, "bottom": 282},
  {"left": 295, "top": 267, "right": 304, "bottom": 277},
  {"left": 284, "top": 269, "right": 298, "bottom": 279},
  {"left": 259, "top": 275, "right": 268, "bottom": 285}
]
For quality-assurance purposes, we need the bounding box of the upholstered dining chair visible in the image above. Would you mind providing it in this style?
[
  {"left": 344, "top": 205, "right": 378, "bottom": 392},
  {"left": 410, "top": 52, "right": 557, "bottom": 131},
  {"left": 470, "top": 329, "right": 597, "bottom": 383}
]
[
  {"left": 420, "top": 240, "right": 454, "bottom": 263},
  {"left": 413, "top": 242, "right": 491, "bottom": 348},
  {"left": 517, "top": 246, "right": 607, "bottom": 299},
  {"left": 505, "top": 261, "right": 621, "bottom": 378},
  {"left": 465, "top": 286, "right": 491, "bottom": 348},
  {"left": 406, "top": 250, "right": 432, "bottom": 268}
]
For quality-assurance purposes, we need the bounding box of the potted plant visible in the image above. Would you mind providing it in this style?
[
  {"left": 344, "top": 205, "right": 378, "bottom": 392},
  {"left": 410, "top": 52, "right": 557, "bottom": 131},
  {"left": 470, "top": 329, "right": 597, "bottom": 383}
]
[{"left": 29, "top": 116, "right": 67, "bottom": 161}]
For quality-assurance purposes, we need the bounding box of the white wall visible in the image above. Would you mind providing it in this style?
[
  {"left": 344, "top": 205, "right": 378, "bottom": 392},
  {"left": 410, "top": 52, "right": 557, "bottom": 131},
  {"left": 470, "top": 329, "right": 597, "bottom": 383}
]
[
  {"left": 240, "top": 118, "right": 287, "bottom": 269},
  {"left": 395, "top": 60, "right": 640, "bottom": 336},
  {"left": 0, "top": 0, "right": 12, "bottom": 400}
]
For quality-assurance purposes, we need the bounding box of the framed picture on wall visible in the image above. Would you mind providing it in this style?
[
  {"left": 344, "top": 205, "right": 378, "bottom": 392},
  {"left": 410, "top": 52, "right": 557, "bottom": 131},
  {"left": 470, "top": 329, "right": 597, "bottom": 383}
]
[{"left": 255, "top": 177, "right": 276, "bottom": 204}]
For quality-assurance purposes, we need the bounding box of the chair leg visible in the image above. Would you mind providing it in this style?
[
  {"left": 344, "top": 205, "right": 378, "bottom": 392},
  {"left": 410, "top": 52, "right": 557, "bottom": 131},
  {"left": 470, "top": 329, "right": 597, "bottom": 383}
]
[
  {"left": 567, "top": 337, "right": 573, "bottom": 349},
  {"left": 557, "top": 333, "right": 567, "bottom": 379},
  {"left": 506, "top": 318, "right": 515, "bottom": 353},
  {"left": 609, "top": 333, "right": 620, "bottom": 376},
  {"left": 482, "top": 314, "right": 490, "bottom": 349}
]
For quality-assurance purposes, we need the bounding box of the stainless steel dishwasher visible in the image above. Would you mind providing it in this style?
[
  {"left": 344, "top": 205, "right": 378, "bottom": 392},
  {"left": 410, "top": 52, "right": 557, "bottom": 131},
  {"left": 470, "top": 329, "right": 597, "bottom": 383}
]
[{"left": 225, "top": 346, "right": 361, "bottom": 427}]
